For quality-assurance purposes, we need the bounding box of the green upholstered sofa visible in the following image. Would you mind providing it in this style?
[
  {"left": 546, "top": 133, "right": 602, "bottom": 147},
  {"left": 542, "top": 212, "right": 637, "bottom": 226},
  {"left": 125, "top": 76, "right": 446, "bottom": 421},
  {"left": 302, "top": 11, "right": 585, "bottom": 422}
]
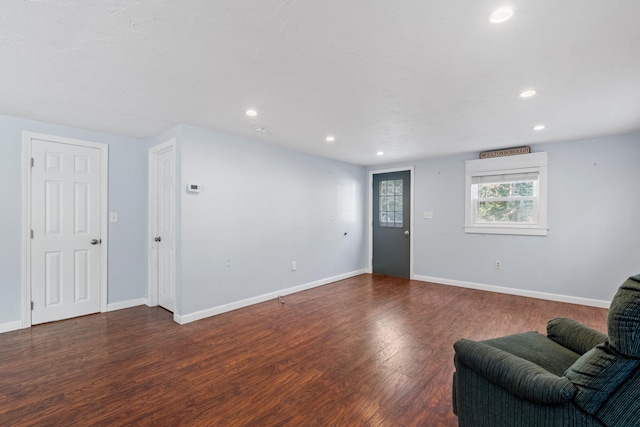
[{"left": 452, "top": 276, "right": 640, "bottom": 427}]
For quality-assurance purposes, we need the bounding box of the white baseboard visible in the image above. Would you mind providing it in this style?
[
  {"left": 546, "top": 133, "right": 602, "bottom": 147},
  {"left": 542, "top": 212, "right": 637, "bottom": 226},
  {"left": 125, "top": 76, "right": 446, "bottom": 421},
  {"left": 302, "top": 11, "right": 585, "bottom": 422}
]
[
  {"left": 0, "top": 320, "right": 24, "bottom": 334},
  {"left": 107, "top": 298, "right": 149, "bottom": 312},
  {"left": 0, "top": 298, "right": 149, "bottom": 335},
  {"left": 413, "top": 275, "right": 611, "bottom": 308},
  {"left": 175, "top": 269, "right": 367, "bottom": 325}
]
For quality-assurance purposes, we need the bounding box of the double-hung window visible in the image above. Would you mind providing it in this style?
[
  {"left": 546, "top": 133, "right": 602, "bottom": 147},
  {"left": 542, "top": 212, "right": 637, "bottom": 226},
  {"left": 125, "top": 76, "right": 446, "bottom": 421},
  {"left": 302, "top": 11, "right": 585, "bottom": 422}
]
[{"left": 465, "top": 152, "right": 547, "bottom": 236}]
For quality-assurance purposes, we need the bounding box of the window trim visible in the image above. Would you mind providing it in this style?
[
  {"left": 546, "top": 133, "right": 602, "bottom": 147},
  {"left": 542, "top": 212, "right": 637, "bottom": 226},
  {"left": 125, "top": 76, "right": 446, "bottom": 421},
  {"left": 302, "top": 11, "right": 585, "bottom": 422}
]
[{"left": 465, "top": 152, "right": 548, "bottom": 236}]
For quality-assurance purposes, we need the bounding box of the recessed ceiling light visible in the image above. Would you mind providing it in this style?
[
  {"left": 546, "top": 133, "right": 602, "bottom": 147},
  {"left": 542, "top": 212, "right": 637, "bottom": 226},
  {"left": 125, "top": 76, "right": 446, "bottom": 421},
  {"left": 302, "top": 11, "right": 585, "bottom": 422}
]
[
  {"left": 246, "top": 109, "right": 257, "bottom": 117},
  {"left": 490, "top": 7, "right": 513, "bottom": 23},
  {"left": 376, "top": 151, "right": 384, "bottom": 156},
  {"left": 519, "top": 89, "right": 536, "bottom": 98},
  {"left": 325, "top": 135, "right": 335, "bottom": 143},
  {"left": 533, "top": 124, "right": 546, "bottom": 131}
]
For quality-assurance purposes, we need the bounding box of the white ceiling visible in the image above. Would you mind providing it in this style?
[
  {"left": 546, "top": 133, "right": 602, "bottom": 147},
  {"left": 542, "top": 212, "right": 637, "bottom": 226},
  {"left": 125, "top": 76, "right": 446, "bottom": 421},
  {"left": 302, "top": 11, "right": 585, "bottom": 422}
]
[{"left": 1, "top": 1, "right": 639, "bottom": 166}]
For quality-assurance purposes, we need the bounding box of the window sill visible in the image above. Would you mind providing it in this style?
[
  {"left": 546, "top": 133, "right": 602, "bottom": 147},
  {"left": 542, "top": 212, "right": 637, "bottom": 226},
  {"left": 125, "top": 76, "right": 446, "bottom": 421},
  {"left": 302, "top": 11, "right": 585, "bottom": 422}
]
[{"left": 464, "top": 225, "right": 548, "bottom": 236}]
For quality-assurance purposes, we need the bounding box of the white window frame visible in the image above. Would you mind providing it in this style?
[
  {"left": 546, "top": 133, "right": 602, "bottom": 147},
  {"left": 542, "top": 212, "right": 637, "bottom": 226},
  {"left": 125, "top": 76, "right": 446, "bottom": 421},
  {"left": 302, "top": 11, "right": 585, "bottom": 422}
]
[{"left": 465, "top": 152, "right": 548, "bottom": 236}]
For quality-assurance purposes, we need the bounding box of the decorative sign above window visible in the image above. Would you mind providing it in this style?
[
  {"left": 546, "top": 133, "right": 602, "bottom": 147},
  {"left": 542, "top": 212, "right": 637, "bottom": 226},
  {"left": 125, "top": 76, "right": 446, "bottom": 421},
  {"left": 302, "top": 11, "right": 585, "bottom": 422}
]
[{"left": 480, "top": 146, "right": 530, "bottom": 159}]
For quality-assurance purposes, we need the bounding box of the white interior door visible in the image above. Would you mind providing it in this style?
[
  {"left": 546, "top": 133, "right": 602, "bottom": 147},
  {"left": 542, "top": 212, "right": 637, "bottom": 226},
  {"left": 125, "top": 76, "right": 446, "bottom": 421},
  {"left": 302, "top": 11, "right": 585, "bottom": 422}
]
[
  {"left": 149, "top": 141, "right": 176, "bottom": 312},
  {"left": 30, "top": 138, "right": 102, "bottom": 324}
]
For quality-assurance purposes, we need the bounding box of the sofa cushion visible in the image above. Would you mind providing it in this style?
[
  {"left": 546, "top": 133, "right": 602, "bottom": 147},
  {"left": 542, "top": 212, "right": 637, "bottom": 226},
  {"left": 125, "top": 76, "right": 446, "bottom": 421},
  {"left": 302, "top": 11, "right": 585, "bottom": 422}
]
[
  {"left": 564, "top": 341, "right": 640, "bottom": 414},
  {"left": 607, "top": 277, "right": 640, "bottom": 357},
  {"left": 483, "top": 331, "right": 580, "bottom": 376},
  {"left": 454, "top": 339, "right": 577, "bottom": 404},
  {"left": 547, "top": 317, "right": 607, "bottom": 355}
]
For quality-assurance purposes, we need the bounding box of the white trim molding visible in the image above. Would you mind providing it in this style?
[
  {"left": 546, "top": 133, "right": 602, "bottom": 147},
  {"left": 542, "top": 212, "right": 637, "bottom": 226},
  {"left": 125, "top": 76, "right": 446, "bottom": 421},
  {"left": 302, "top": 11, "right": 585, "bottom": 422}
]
[
  {"left": 465, "top": 152, "right": 548, "bottom": 236},
  {"left": 175, "top": 269, "right": 367, "bottom": 325},
  {"left": 413, "top": 275, "right": 611, "bottom": 308},
  {"left": 107, "top": 298, "right": 149, "bottom": 312},
  {"left": 0, "top": 320, "right": 24, "bottom": 334}
]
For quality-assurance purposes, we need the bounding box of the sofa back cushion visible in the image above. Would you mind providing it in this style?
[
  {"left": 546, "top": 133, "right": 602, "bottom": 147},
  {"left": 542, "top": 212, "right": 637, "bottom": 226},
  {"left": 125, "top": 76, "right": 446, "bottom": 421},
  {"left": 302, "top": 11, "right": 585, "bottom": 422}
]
[
  {"left": 608, "top": 277, "right": 640, "bottom": 357},
  {"left": 565, "top": 277, "right": 640, "bottom": 414},
  {"left": 596, "top": 364, "right": 640, "bottom": 427},
  {"left": 565, "top": 342, "right": 640, "bottom": 414}
]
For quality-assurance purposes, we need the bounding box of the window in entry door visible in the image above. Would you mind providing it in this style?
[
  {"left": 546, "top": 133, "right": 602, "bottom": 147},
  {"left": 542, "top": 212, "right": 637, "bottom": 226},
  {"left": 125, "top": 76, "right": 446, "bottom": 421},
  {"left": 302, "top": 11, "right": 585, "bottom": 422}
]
[{"left": 378, "top": 179, "right": 404, "bottom": 228}]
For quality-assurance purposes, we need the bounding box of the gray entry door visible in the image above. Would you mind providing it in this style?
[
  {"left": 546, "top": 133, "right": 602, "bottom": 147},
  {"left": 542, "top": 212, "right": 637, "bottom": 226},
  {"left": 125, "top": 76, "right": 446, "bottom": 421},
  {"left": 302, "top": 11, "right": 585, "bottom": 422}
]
[{"left": 372, "top": 170, "right": 410, "bottom": 278}]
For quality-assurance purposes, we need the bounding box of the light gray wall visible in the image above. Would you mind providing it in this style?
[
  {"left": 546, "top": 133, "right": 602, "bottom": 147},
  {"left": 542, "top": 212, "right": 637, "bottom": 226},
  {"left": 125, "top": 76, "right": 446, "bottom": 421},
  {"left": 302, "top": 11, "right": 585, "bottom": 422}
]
[
  {"left": 371, "top": 132, "right": 640, "bottom": 302},
  {"left": 177, "top": 125, "right": 367, "bottom": 315},
  {"left": 3, "top": 111, "right": 636, "bottom": 327},
  {"left": 0, "top": 114, "right": 148, "bottom": 326}
]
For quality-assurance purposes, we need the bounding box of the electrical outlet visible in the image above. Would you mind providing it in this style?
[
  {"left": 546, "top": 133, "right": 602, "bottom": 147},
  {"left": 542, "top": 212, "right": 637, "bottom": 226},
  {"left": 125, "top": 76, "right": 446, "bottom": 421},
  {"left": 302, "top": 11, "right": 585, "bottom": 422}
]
[
  {"left": 291, "top": 261, "right": 297, "bottom": 271},
  {"left": 495, "top": 260, "right": 502, "bottom": 269}
]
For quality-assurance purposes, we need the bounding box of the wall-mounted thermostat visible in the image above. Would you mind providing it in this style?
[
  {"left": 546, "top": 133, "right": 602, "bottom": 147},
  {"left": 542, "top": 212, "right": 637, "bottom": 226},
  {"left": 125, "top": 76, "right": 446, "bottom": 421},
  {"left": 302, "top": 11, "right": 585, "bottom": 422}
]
[{"left": 186, "top": 183, "right": 201, "bottom": 193}]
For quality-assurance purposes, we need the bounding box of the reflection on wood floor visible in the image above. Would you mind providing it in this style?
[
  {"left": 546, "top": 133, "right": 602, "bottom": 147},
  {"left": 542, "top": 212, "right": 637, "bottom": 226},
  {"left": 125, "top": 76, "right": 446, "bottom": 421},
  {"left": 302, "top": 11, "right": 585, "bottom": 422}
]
[{"left": 0, "top": 274, "right": 608, "bottom": 426}]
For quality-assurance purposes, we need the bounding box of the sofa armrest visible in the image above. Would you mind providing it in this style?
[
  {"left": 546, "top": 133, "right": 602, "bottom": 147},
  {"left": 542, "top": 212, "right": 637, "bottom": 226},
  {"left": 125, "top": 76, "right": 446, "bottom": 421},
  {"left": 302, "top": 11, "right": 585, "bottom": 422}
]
[
  {"left": 454, "top": 339, "right": 577, "bottom": 404},
  {"left": 547, "top": 318, "right": 608, "bottom": 355}
]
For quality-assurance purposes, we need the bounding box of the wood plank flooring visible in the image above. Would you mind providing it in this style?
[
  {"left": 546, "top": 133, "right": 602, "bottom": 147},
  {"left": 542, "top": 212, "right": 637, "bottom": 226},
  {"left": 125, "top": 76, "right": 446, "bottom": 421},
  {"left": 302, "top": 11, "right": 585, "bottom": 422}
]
[{"left": 0, "top": 274, "right": 608, "bottom": 426}]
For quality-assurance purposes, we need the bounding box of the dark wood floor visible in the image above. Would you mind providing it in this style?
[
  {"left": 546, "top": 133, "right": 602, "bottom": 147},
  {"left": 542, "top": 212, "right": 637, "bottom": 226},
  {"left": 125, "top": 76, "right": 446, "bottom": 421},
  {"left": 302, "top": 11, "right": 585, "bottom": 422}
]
[{"left": 0, "top": 274, "right": 608, "bottom": 426}]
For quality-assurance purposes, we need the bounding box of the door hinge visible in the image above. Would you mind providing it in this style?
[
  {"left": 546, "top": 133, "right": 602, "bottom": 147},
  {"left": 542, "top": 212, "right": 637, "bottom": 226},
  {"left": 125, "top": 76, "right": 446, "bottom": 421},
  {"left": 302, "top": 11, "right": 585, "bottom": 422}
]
[
  {"left": 31, "top": 301, "right": 34, "bottom": 310},
  {"left": 30, "top": 157, "right": 34, "bottom": 167},
  {"left": 30, "top": 229, "right": 34, "bottom": 239}
]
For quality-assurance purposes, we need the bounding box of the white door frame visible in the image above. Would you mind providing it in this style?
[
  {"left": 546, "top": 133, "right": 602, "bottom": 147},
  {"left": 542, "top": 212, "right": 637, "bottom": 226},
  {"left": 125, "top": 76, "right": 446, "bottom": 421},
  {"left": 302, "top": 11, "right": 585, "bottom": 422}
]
[
  {"left": 147, "top": 138, "right": 176, "bottom": 309},
  {"left": 21, "top": 132, "right": 109, "bottom": 328},
  {"left": 368, "top": 166, "right": 415, "bottom": 279}
]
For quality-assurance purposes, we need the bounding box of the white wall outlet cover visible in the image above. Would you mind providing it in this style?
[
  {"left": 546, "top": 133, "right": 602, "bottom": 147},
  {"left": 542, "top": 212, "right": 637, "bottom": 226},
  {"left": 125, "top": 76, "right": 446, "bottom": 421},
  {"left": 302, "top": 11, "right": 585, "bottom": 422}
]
[
  {"left": 109, "top": 212, "right": 118, "bottom": 222},
  {"left": 186, "top": 183, "right": 201, "bottom": 193}
]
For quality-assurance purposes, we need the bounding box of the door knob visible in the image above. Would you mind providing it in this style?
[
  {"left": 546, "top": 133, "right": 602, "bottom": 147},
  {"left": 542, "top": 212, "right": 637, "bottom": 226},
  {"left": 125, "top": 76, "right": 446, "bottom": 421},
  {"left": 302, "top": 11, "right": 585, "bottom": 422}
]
[
  {"left": 91, "top": 238, "right": 101, "bottom": 245},
  {"left": 154, "top": 236, "right": 162, "bottom": 242},
  {"left": 404, "top": 230, "right": 410, "bottom": 237}
]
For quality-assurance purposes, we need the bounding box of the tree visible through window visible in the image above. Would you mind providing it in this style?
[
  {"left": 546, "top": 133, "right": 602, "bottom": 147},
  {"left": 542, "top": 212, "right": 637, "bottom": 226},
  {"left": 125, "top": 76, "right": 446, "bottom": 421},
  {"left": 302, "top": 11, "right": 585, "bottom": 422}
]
[
  {"left": 379, "top": 179, "right": 403, "bottom": 228},
  {"left": 475, "top": 179, "right": 535, "bottom": 223}
]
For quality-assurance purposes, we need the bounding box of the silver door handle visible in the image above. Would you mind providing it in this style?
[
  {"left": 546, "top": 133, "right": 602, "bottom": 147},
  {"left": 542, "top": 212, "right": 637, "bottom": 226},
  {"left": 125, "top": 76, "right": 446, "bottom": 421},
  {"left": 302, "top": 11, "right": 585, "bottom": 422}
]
[
  {"left": 154, "top": 236, "right": 162, "bottom": 242},
  {"left": 404, "top": 230, "right": 410, "bottom": 237},
  {"left": 91, "top": 238, "right": 101, "bottom": 245}
]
